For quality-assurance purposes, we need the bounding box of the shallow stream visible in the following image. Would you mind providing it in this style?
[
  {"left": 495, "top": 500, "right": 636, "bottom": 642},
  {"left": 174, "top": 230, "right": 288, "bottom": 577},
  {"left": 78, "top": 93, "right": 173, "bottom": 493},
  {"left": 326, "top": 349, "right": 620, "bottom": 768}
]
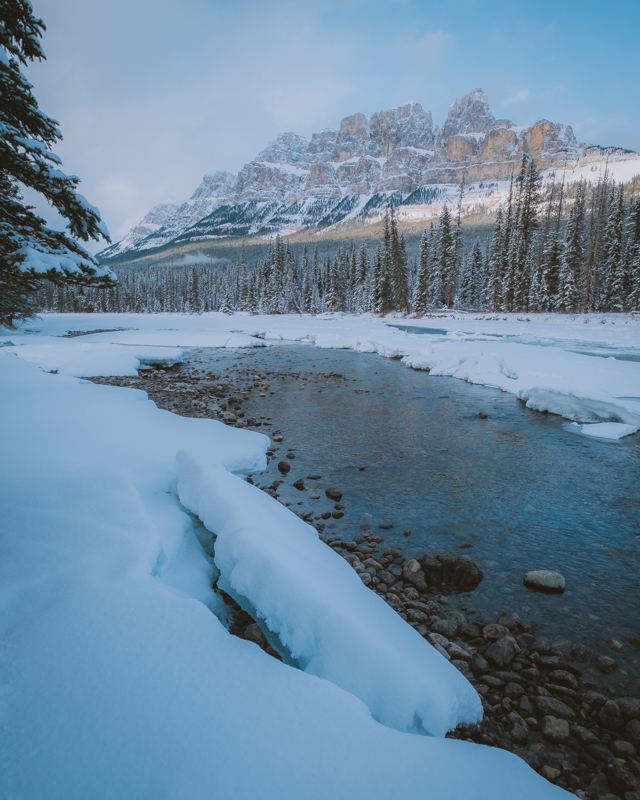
[{"left": 191, "top": 342, "right": 640, "bottom": 684}]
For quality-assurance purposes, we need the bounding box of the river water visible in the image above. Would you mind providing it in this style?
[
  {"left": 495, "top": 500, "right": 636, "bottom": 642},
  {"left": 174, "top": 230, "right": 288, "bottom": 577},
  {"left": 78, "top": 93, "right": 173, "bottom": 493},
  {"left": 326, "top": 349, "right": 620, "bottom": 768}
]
[{"left": 190, "top": 341, "right": 640, "bottom": 684}]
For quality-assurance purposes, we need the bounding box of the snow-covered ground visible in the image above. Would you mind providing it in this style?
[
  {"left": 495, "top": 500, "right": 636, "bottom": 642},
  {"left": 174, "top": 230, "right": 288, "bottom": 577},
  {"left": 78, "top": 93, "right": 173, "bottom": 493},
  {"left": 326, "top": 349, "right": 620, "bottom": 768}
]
[
  {"left": 5, "top": 310, "right": 640, "bottom": 436},
  {"left": 0, "top": 312, "right": 583, "bottom": 798}
]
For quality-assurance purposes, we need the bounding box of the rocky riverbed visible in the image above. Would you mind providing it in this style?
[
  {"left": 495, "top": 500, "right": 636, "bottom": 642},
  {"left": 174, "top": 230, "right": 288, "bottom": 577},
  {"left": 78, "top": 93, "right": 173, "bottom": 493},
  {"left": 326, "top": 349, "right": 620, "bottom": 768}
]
[{"left": 88, "top": 347, "right": 640, "bottom": 800}]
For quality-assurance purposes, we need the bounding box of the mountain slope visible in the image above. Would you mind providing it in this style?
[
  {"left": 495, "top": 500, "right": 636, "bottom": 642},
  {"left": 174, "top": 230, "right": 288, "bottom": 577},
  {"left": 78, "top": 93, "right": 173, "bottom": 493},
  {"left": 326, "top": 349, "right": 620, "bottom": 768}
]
[{"left": 99, "top": 89, "right": 640, "bottom": 262}]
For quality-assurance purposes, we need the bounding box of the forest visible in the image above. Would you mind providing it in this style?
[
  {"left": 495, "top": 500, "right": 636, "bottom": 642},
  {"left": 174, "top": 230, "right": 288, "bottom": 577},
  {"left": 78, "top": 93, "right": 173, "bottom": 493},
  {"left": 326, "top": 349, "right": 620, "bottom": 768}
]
[{"left": 36, "top": 156, "right": 640, "bottom": 316}]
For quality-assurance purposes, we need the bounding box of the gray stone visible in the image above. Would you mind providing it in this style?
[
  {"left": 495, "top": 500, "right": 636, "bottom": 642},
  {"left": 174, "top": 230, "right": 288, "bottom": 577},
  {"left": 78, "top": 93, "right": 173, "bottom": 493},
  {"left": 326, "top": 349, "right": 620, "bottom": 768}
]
[
  {"left": 534, "top": 695, "right": 576, "bottom": 721},
  {"left": 618, "top": 698, "right": 640, "bottom": 721},
  {"left": 458, "top": 622, "right": 481, "bottom": 640},
  {"left": 406, "top": 608, "right": 429, "bottom": 624},
  {"left": 570, "top": 643, "right": 593, "bottom": 662},
  {"left": 548, "top": 669, "right": 579, "bottom": 691},
  {"left": 599, "top": 701, "right": 625, "bottom": 731},
  {"left": 504, "top": 682, "right": 525, "bottom": 700},
  {"left": 572, "top": 725, "right": 600, "bottom": 746},
  {"left": 507, "top": 711, "right": 530, "bottom": 743},
  {"left": 625, "top": 719, "right": 640, "bottom": 747},
  {"left": 523, "top": 569, "right": 565, "bottom": 593},
  {"left": 277, "top": 460, "right": 291, "bottom": 474},
  {"left": 519, "top": 695, "right": 534, "bottom": 716},
  {"left": 325, "top": 488, "right": 343, "bottom": 501},
  {"left": 427, "top": 632, "right": 450, "bottom": 649},
  {"left": 419, "top": 551, "right": 483, "bottom": 592},
  {"left": 243, "top": 622, "right": 268, "bottom": 649},
  {"left": 431, "top": 618, "right": 459, "bottom": 638},
  {"left": 611, "top": 740, "right": 637, "bottom": 759},
  {"left": 447, "top": 642, "right": 472, "bottom": 662},
  {"left": 592, "top": 654, "right": 618, "bottom": 674},
  {"left": 485, "top": 636, "right": 519, "bottom": 668},
  {"left": 541, "top": 715, "right": 571, "bottom": 742},
  {"left": 471, "top": 652, "right": 489, "bottom": 675},
  {"left": 496, "top": 612, "right": 518, "bottom": 630},
  {"left": 482, "top": 623, "right": 510, "bottom": 641},
  {"left": 378, "top": 570, "right": 398, "bottom": 587},
  {"left": 606, "top": 761, "right": 639, "bottom": 793}
]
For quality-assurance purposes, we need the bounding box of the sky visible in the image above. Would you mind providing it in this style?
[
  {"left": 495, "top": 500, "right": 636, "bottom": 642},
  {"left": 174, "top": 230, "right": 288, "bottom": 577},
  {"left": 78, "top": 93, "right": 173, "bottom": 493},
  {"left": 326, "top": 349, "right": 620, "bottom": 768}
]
[{"left": 24, "top": 0, "right": 640, "bottom": 252}]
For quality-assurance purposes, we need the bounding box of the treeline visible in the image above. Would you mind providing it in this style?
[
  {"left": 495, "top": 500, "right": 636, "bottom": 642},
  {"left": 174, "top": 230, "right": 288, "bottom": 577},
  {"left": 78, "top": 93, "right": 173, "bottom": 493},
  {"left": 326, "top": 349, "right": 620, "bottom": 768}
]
[{"left": 36, "top": 156, "right": 640, "bottom": 316}]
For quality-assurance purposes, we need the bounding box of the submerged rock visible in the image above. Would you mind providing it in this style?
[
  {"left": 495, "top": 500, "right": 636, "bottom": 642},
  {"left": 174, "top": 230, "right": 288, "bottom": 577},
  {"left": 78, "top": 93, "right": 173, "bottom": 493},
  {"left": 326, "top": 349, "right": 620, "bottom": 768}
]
[
  {"left": 419, "top": 551, "right": 484, "bottom": 592},
  {"left": 523, "top": 569, "right": 565, "bottom": 593}
]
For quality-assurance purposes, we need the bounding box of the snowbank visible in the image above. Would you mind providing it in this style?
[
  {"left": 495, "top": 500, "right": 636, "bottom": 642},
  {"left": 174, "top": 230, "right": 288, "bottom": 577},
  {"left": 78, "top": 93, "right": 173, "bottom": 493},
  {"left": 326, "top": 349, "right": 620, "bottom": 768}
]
[
  {"left": 177, "top": 452, "right": 481, "bottom": 736},
  {"left": 0, "top": 349, "right": 569, "bottom": 798},
  {"left": 1, "top": 337, "right": 188, "bottom": 376},
  {"left": 7, "top": 312, "right": 640, "bottom": 427}
]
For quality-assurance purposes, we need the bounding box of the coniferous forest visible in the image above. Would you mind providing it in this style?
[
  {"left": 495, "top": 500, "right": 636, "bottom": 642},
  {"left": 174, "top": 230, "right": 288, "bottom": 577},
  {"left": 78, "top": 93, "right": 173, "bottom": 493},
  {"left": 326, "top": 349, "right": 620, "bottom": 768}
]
[{"left": 36, "top": 157, "right": 640, "bottom": 316}]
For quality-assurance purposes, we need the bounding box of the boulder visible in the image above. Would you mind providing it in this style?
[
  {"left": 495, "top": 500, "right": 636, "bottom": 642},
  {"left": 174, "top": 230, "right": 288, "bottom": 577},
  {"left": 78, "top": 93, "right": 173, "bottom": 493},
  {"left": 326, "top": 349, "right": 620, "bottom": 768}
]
[
  {"left": 598, "top": 701, "right": 624, "bottom": 731},
  {"left": 541, "top": 715, "right": 571, "bottom": 743},
  {"left": 418, "top": 551, "right": 483, "bottom": 592},
  {"left": 534, "top": 695, "right": 576, "bottom": 722},
  {"left": 618, "top": 698, "right": 640, "bottom": 721},
  {"left": 523, "top": 569, "right": 565, "bottom": 593},
  {"left": 591, "top": 654, "right": 618, "bottom": 674},
  {"left": 485, "top": 635, "right": 519, "bottom": 668}
]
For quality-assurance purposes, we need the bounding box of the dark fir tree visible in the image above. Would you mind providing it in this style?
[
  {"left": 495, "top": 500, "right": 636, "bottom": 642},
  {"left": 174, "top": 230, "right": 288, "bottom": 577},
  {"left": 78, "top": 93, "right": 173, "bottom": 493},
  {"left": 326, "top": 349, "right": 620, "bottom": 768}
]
[{"left": 0, "top": 0, "right": 114, "bottom": 326}]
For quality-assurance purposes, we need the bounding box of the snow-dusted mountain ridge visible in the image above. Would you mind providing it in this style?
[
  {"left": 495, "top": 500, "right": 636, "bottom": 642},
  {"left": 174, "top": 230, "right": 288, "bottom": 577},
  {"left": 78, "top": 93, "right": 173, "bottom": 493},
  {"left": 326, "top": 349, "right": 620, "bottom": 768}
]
[{"left": 99, "top": 89, "right": 640, "bottom": 261}]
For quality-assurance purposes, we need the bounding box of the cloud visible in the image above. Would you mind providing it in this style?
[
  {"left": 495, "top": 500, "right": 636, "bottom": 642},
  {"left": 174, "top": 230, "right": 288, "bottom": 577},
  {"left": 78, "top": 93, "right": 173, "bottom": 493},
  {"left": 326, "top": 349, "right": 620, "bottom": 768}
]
[{"left": 506, "top": 88, "right": 530, "bottom": 104}]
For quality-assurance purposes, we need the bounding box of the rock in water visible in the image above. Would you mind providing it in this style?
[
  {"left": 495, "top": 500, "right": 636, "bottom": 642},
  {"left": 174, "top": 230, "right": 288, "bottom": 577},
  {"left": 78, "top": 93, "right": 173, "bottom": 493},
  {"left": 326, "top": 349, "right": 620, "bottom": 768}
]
[
  {"left": 277, "top": 461, "right": 291, "bottom": 475},
  {"left": 419, "top": 551, "right": 483, "bottom": 592},
  {"left": 523, "top": 569, "right": 565, "bottom": 593},
  {"left": 325, "top": 488, "right": 342, "bottom": 501}
]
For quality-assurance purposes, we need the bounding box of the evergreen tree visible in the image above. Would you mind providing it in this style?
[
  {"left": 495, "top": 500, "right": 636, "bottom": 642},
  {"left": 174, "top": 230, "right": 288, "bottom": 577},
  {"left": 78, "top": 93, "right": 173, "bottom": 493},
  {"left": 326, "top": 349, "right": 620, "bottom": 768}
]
[
  {"left": 556, "top": 180, "right": 586, "bottom": 312},
  {"left": 0, "top": 0, "right": 115, "bottom": 326},
  {"left": 484, "top": 208, "right": 505, "bottom": 311},
  {"left": 413, "top": 228, "right": 431, "bottom": 315},
  {"left": 433, "top": 205, "right": 456, "bottom": 307},
  {"left": 458, "top": 240, "right": 483, "bottom": 309},
  {"left": 388, "top": 201, "right": 408, "bottom": 311}
]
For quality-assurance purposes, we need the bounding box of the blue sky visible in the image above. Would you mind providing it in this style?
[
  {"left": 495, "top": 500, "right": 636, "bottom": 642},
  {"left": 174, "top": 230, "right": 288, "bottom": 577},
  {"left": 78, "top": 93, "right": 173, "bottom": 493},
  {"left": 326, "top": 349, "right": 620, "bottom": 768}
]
[{"left": 26, "top": 0, "right": 640, "bottom": 248}]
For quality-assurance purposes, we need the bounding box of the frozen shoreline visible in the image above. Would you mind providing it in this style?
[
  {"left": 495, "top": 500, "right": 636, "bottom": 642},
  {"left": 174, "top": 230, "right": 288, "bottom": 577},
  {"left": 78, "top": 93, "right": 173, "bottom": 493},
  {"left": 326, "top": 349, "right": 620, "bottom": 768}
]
[
  {"left": 0, "top": 324, "right": 571, "bottom": 798},
  {"left": 5, "top": 310, "right": 640, "bottom": 437}
]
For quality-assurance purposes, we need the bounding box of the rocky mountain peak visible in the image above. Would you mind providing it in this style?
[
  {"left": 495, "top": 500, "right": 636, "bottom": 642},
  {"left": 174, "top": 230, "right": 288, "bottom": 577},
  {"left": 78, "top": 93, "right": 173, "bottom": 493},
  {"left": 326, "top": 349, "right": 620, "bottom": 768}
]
[
  {"left": 441, "top": 88, "right": 496, "bottom": 139},
  {"left": 190, "top": 171, "right": 236, "bottom": 201},
  {"left": 369, "top": 102, "right": 435, "bottom": 157},
  {"left": 257, "top": 132, "right": 310, "bottom": 166},
  {"left": 101, "top": 88, "right": 640, "bottom": 261}
]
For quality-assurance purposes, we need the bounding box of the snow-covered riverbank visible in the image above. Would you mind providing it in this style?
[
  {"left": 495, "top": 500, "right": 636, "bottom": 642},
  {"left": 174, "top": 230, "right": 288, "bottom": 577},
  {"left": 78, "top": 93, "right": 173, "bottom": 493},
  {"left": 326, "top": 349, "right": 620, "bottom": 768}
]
[
  {"left": 5, "top": 310, "right": 640, "bottom": 436},
  {"left": 0, "top": 313, "right": 576, "bottom": 798}
]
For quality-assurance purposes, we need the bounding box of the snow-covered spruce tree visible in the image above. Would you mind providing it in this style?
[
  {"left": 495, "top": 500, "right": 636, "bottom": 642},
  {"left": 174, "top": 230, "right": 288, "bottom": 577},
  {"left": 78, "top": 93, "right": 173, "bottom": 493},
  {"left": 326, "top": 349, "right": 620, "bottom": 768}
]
[
  {"left": 483, "top": 208, "right": 505, "bottom": 311},
  {"left": 0, "top": 0, "right": 115, "bottom": 327},
  {"left": 457, "top": 240, "right": 483, "bottom": 309},
  {"left": 556, "top": 180, "right": 587, "bottom": 312},
  {"left": 432, "top": 204, "right": 456, "bottom": 308},
  {"left": 503, "top": 156, "right": 541, "bottom": 312},
  {"left": 596, "top": 184, "right": 625, "bottom": 311},
  {"left": 387, "top": 201, "right": 408, "bottom": 311},
  {"left": 413, "top": 228, "right": 431, "bottom": 315}
]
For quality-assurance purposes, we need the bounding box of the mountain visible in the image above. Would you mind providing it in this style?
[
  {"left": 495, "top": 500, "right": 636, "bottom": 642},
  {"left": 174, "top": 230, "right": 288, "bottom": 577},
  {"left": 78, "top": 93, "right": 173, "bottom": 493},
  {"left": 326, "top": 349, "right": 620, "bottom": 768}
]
[{"left": 99, "top": 89, "right": 640, "bottom": 262}]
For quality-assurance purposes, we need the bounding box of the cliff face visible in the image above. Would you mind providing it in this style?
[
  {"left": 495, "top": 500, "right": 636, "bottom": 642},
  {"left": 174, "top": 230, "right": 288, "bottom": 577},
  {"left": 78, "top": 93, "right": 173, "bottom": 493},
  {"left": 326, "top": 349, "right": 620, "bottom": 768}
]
[{"left": 100, "top": 89, "right": 640, "bottom": 260}]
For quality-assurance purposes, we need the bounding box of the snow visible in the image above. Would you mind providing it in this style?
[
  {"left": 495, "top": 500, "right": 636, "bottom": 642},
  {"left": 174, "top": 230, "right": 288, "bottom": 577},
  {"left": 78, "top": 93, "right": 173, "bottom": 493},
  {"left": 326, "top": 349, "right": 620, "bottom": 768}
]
[
  {"left": 17, "top": 244, "right": 115, "bottom": 280},
  {"left": 567, "top": 421, "right": 639, "bottom": 440},
  {"left": 178, "top": 451, "right": 481, "bottom": 736},
  {"left": 0, "top": 342, "right": 569, "bottom": 799},
  {"left": 2, "top": 337, "right": 188, "bottom": 376},
  {"left": 8, "top": 311, "right": 640, "bottom": 429}
]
